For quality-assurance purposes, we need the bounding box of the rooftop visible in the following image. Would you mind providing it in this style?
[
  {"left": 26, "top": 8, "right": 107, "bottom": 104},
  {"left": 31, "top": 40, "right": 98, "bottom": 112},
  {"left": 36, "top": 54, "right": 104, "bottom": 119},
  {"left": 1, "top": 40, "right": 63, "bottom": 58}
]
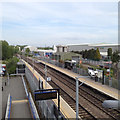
[{"left": 67, "top": 43, "right": 119, "bottom": 47}]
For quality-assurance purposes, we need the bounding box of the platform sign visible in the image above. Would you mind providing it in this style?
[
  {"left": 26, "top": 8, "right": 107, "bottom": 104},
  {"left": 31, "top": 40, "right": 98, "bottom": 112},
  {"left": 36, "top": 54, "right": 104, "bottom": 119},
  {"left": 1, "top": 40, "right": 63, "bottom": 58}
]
[{"left": 34, "top": 91, "right": 57, "bottom": 101}]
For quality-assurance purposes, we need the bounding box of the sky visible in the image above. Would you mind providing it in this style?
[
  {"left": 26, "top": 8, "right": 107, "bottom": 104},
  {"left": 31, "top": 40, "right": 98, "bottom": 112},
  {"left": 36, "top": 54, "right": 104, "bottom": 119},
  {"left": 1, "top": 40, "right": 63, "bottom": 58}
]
[{"left": 1, "top": 2, "right": 118, "bottom": 47}]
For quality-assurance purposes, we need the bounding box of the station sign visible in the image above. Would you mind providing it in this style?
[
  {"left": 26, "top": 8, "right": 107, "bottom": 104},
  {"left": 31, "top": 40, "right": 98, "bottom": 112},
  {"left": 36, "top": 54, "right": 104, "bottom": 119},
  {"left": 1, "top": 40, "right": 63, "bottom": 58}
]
[{"left": 34, "top": 90, "right": 57, "bottom": 101}]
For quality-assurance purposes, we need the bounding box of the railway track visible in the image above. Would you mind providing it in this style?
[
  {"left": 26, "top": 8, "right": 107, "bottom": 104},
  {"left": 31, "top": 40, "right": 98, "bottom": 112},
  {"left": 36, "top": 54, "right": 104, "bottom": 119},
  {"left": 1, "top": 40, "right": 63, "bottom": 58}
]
[
  {"left": 23, "top": 57, "right": 120, "bottom": 119},
  {"left": 48, "top": 67, "right": 120, "bottom": 119}
]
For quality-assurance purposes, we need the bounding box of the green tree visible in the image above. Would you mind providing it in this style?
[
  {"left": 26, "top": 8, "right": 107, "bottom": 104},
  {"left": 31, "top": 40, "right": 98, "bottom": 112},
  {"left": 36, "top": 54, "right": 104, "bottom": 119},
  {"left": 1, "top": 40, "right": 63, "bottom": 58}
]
[
  {"left": 1, "top": 40, "right": 9, "bottom": 60},
  {"left": 1, "top": 40, "right": 19, "bottom": 60},
  {"left": 6, "top": 57, "right": 19, "bottom": 74},
  {"left": 25, "top": 48, "right": 30, "bottom": 55},
  {"left": 18, "top": 45, "right": 27, "bottom": 51},
  {"left": 112, "top": 50, "right": 120, "bottom": 63},
  {"left": 107, "top": 48, "right": 112, "bottom": 57},
  {"left": 94, "top": 48, "right": 101, "bottom": 61}
]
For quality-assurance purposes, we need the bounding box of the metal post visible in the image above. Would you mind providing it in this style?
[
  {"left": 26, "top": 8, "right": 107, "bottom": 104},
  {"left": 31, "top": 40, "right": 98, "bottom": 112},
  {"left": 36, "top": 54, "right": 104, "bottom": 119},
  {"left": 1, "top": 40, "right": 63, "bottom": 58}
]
[
  {"left": 108, "top": 56, "right": 111, "bottom": 87},
  {"left": 7, "top": 73, "right": 9, "bottom": 86},
  {"left": 79, "top": 57, "right": 80, "bottom": 75},
  {"left": 76, "top": 77, "right": 79, "bottom": 120},
  {"left": 109, "top": 56, "right": 111, "bottom": 80},
  {"left": 58, "top": 89, "right": 60, "bottom": 113},
  {"left": 39, "top": 79, "right": 40, "bottom": 90},
  {"left": 57, "top": 53, "right": 59, "bottom": 67},
  {"left": 102, "top": 70, "right": 104, "bottom": 85},
  {"left": 32, "top": 58, "right": 35, "bottom": 90},
  {"left": 45, "top": 56, "right": 47, "bottom": 89}
]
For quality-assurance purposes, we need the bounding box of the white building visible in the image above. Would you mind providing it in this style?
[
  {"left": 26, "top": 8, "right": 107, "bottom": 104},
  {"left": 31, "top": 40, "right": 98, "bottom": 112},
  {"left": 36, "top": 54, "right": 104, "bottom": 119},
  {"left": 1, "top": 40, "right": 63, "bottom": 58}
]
[
  {"left": 56, "top": 45, "right": 68, "bottom": 52},
  {"left": 68, "top": 43, "right": 119, "bottom": 57},
  {"left": 36, "top": 45, "right": 57, "bottom": 56},
  {"left": 23, "top": 46, "right": 37, "bottom": 52}
]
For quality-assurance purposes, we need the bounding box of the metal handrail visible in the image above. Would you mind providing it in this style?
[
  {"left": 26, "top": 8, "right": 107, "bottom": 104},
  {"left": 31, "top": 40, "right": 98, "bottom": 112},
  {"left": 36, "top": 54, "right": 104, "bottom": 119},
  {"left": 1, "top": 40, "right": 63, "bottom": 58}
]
[{"left": 5, "top": 94, "right": 12, "bottom": 119}]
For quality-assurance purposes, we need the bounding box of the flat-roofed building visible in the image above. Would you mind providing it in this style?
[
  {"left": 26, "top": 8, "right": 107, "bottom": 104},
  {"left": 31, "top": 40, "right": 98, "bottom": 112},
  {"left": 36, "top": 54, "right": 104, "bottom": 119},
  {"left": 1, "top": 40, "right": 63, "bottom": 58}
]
[
  {"left": 68, "top": 43, "right": 119, "bottom": 57},
  {"left": 23, "top": 46, "right": 37, "bottom": 52},
  {"left": 56, "top": 45, "right": 68, "bottom": 52}
]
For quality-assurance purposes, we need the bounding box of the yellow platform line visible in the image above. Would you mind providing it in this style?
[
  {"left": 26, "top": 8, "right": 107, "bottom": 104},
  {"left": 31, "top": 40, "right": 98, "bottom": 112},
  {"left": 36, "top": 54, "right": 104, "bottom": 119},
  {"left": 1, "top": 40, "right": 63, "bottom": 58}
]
[
  {"left": 12, "top": 99, "right": 28, "bottom": 104},
  {"left": 22, "top": 59, "right": 77, "bottom": 119},
  {"left": 38, "top": 59, "right": 120, "bottom": 100}
]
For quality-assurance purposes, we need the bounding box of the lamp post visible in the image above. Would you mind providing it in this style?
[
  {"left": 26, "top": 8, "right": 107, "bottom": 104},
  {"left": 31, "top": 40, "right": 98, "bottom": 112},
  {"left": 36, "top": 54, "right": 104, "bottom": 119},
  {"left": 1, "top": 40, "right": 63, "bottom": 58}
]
[
  {"left": 117, "top": 60, "right": 120, "bottom": 90},
  {"left": 108, "top": 56, "right": 111, "bottom": 86},
  {"left": 44, "top": 55, "right": 47, "bottom": 89},
  {"left": 32, "top": 57, "right": 35, "bottom": 87},
  {"left": 75, "top": 76, "right": 88, "bottom": 120},
  {"left": 108, "top": 56, "right": 111, "bottom": 80}
]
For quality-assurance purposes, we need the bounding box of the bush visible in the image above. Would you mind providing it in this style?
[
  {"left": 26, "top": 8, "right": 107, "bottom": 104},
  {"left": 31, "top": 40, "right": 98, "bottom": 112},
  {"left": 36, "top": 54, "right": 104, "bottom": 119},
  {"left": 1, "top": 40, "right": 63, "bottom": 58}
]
[{"left": 6, "top": 57, "right": 19, "bottom": 74}]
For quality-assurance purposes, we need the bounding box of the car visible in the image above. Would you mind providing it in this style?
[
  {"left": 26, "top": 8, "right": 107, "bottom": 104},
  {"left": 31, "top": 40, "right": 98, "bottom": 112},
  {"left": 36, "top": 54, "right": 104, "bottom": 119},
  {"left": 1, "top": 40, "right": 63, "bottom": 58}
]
[
  {"left": 88, "top": 67, "right": 98, "bottom": 78},
  {"left": 0, "top": 68, "right": 4, "bottom": 76}
]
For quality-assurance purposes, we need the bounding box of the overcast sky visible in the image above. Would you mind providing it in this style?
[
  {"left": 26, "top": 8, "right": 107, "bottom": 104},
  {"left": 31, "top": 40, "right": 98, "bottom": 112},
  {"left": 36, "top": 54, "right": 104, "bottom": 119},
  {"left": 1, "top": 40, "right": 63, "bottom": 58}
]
[{"left": 1, "top": 2, "right": 118, "bottom": 47}]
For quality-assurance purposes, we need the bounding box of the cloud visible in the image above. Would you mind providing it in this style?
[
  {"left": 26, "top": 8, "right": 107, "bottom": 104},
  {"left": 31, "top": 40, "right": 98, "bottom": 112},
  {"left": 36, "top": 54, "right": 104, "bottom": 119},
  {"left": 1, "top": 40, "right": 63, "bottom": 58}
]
[{"left": 1, "top": 2, "right": 118, "bottom": 46}]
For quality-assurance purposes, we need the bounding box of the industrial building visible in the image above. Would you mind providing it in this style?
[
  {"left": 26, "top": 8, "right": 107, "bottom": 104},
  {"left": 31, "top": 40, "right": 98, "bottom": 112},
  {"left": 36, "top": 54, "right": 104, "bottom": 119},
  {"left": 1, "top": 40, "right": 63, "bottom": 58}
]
[
  {"left": 52, "top": 52, "right": 81, "bottom": 62},
  {"left": 36, "top": 45, "right": 57, "bottom": 57},
  {"left": 56, "top": 45, "right": 68, "bottom": 52},
  {"left": 23, "top": 46, "right": 37, "bottom": 52},
  {"left": 68, "top": 43, "right": 119, "bottom": 57}
]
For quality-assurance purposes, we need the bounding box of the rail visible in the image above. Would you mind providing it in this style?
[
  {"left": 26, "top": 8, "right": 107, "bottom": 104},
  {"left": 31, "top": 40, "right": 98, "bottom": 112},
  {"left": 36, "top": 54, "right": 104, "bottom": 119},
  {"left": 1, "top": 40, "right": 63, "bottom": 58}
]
[
  {"left": 22, "top": 74, "right": 39, "bottom": 119},
  {"left": 22, "top": 75, "right": 28, "bottom": 97},
  {"left": 28, "top": 92, "right": 39, "bottom": 119},
  {"left": 5, "top": 94, "right": 12, "bottom": 119}
]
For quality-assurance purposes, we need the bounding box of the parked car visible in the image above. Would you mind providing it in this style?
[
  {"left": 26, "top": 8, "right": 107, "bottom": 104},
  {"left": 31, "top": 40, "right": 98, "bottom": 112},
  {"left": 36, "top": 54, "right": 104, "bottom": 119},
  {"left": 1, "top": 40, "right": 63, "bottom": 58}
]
[
  {"left": 88, "top": 67, "right": 98, "bottom": 78},
  {"left": 0, "top": 68, "right": 4, "bottom": 76}
]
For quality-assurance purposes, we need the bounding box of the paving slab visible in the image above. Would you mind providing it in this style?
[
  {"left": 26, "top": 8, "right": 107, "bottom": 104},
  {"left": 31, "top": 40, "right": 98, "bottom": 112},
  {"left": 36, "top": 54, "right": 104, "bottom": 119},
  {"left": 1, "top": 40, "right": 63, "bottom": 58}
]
[{"left": 2, "top": 76, "right": 32, "bottom": 118}]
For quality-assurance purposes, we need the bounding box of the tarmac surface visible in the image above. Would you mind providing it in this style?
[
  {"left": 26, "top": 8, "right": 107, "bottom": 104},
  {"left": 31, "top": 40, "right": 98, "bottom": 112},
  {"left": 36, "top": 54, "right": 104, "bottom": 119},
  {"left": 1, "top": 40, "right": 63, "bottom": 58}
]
[{"left": 2, "top": 76, "right": 32, "bottom": 118}]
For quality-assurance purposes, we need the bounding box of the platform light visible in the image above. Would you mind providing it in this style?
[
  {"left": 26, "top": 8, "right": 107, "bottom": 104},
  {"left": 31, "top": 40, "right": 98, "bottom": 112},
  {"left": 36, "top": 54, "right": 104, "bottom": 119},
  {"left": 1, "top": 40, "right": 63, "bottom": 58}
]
[{"left": 75, "top": 76, "right": 89, "bottom": 120}]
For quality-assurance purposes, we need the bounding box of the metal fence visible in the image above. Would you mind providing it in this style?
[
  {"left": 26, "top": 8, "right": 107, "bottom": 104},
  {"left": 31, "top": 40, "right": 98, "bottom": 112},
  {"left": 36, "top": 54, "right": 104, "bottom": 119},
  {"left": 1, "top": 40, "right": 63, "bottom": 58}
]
[
  {"left": 90, "top": 76, "right": 118, "bottom": 89},
  {"left": 25, "top": 66, "right": 63, "bottom": 119},
  {"left": 37, "top": 56, "right": 118, "bottom": 90},
  {"left": 82, "top": 59, "right": 104, "bottom": 66},
  {"left": 37, "top": 56, "right": 88, "bottom": 76},
  {"left": 5, "top": 94, "right": 12, "bottom": 119}
]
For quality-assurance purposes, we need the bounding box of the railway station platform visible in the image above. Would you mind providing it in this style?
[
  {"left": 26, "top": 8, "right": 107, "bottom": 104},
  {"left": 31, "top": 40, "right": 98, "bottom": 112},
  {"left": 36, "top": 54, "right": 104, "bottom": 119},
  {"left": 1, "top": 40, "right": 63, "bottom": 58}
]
[
  {"left": 23, "top": 59, "right": 77, "bottom": 119},
  {"left": 37, "top": 59, "right": 120, "bottom": 100},
  {"left": 2, "top": 76, "right": 32, "bottom": 118}
]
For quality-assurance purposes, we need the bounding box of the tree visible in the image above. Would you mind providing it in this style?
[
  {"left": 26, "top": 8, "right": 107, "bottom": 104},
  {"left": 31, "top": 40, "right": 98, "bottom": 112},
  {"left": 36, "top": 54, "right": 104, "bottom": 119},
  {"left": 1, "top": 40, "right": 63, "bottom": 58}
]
[
  {"left": 17, "top": 45, "right": 27, "bottom": 51},
  {"left": 25, "top": 48, "right": 30, "bottom": 55},
  {"left": 112, "top": 50, "right": 120, "bottom": 63},
  {"left": 1, "top": 40, "right": 19, "bottom": 60},
  {"left": 107, "top": 48, "right": 112, "bottom": 57},
  {"left": 6, "top": 57, "right": 19, "bottom": 74},
  {"left": 94, "top": 48, "right": 101, "bottom": 61},
  {"left": 1, "top": 40, "right": 10, "bottom": 60}
]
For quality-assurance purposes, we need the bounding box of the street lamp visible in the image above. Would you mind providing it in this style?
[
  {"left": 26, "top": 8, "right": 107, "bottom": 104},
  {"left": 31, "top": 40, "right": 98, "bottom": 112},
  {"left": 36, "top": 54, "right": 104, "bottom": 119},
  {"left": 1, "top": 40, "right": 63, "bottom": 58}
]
[
  {"left": 108, "top": 56, "right": 111, "bottom": 79},
  {"left": 75, "top": 76, "right": 89, "bottom": 120},
  {"left": 117, "top": 60, "right": 120, "bottom": 90},
  {"left": 108, "top": 56, "right": 111, "bottom": 86},
  {"left": 32, "top": 57, "right": 36, "bottom": 89},
  {"left": 44, "top": 55, "right": 47, "bottom": 89}
]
